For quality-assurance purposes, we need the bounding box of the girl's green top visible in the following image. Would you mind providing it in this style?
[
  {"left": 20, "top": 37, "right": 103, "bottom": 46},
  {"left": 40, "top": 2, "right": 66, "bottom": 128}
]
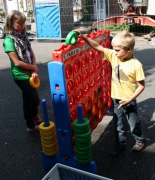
[{"left": 3, "top": 35, "right": 31, "bottom": 80}]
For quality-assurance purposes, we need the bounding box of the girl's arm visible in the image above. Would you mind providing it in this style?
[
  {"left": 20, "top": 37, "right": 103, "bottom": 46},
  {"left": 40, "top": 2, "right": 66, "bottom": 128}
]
[
  {"left": 7, "top": 51, "right": 38, "bottom": 72},
  {"left": 74, "top": 30, "right": 105, "bottom": 53},
  {"left": 31, "top": 50, "right": 36, "bottom": 65},
  {"left": 31, "top": 50, "right": 39, "bottom": 78},
  {"left": 118, "top": 80, "right": 145, "bottom": 109}
]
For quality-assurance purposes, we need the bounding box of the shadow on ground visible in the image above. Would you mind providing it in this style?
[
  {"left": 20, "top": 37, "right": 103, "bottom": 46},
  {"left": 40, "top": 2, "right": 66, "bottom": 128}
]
[{"left": 92, "top": 98, "right": 155, "bottom": 180}]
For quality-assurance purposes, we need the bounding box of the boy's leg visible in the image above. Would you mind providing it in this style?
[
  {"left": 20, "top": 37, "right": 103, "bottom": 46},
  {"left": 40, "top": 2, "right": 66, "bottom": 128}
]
[
  {"left": 113, "top": 99, "right": 127, "bottom": 145},
  {"left": 124, "top": 100, "right": 145, "bottom": 151},
  {"left": 109, "top": 99, "right": 126, "bottom": 156},
  {"left": 14, "top": 80, "right": 40, "bottom": 129}
]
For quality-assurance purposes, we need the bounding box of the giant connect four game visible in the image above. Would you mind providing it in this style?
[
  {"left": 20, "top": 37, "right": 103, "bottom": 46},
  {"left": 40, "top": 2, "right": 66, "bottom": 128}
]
[{"left": 41, "top": 30, "right": 112, "bottom": 173}]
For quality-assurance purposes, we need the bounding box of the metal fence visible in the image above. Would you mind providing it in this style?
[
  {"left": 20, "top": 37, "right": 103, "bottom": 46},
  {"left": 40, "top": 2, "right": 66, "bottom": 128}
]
[
  {"left": 1, "top": 0, "right": 155, "bottom": 40},
  {"left": 28, "top": 0, "right": 155, "bottom": 40}
]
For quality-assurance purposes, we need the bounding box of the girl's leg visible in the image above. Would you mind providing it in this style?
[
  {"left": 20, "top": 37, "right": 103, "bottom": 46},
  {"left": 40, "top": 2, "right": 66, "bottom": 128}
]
[{"left": 14, "top": 80, "right": 40, "bottom": 129}]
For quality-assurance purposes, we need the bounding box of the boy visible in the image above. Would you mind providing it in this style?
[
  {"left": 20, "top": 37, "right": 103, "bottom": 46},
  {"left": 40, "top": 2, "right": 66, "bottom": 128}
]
[{"left": 74, "top": 30, "right": 145, "bottom": 155}]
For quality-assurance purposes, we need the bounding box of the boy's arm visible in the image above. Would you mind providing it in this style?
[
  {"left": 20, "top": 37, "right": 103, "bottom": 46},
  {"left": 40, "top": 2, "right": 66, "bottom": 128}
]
[
  {"left": 118, "top": 80, "right": 145, "bottom": 109},
  {"left": 74, "top": 30, "right": 105, "bottom": 53}
]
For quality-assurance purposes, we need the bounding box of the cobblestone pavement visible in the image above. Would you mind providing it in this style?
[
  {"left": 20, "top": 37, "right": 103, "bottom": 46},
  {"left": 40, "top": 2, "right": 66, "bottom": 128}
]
[{"left": 0, "top": 38, "right": 155, "bottom": 180}]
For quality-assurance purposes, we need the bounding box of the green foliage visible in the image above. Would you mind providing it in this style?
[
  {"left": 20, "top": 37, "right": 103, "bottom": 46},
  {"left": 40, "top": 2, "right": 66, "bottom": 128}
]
[
  {"left": 105, "top": 24, "right": 130, "bottom": 31},
  {"left": 105, "top": 23, "right": 155, "bottom": 34},
  {"left": 25, "top": 9, "right": 33, "bottom": 17},
  {"left": 129, "top": 23, "right": 154, "bottom": 34}
]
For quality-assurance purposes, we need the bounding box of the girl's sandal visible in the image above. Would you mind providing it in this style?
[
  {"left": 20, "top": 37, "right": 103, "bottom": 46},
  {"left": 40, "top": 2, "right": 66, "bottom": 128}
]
[{"left": 33, "top": 115, "right": 42, "bottom": 124}]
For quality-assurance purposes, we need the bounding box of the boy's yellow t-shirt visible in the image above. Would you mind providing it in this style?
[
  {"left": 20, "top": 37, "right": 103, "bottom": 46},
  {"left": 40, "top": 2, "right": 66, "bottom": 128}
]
[{"left": 103, "top": 48, "right": 145, "bottom": 99}]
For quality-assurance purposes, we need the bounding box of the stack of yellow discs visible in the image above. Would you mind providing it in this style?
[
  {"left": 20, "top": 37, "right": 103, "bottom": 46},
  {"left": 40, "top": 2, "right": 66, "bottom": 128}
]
[{"left": 39, "top": 121, "right": 58, "bottom": 156}]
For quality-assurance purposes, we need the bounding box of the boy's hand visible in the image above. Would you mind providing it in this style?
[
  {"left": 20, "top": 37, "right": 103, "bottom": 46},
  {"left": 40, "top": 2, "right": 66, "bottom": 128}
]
[
  {"left": 73, "top": 30, "right": 84, "bottom": 38},
  {"left": 118, "top": 99, "right": 130, "bottom": 109}
]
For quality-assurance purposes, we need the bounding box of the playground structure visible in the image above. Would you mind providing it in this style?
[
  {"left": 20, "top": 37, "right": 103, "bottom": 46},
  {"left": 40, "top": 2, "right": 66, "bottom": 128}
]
[{"left": 39, "top": 30, "right": 112, "bottom": 174}]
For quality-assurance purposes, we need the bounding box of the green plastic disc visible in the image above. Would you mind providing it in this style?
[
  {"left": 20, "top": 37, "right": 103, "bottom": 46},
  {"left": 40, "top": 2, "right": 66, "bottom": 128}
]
[
  {"left": 76, "top": 149, "right": 91, "bottom": 156},
  {"left": 73, "top": 127, "right": 90, "bottom": 134},
  {"left": 75, "top": 143, "right": 92, "bottom": 152},
  {"left": 75, "top": 136, "right": 91, "bottom": 144},
  {"left": 75, "top": 140, "right": 91, "bottom": 148},
  {"left": 73, "top": 118, "right": 90, "bottom": 130},
  {"left": 65, "top": 31, "right": 78, "bottom": 45},
  {"left": 76, "top": 155, "right": 92, "bottom": 164},
  {"left": 74, "top": 130, "right": 91, "bottom": 139},
  {"left": 76, "top": 152, "right": 92, "bottom": 160}
]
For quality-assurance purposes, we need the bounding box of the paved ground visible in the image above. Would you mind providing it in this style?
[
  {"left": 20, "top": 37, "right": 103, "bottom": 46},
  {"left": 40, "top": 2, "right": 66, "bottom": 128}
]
[{"left": 0, "top": 37, "right": 155, "bottom": 180}]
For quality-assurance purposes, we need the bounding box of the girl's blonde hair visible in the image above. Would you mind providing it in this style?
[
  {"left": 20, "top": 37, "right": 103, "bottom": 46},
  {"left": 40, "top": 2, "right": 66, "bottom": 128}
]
[
  {"left": 111, "top": 30, "right": 135, "bottom": 50},
  {"left": 4, "top": 10, "right": 26, "bottom": 34}
]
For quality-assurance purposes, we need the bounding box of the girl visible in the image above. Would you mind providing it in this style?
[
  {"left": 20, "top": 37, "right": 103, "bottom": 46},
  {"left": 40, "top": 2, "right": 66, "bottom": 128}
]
[{"left": 3, "top": 10, "right": 41, "bottom": 132}]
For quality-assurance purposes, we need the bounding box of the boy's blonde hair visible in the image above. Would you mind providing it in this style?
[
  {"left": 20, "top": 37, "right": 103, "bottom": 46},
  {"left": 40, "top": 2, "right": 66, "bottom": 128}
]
[
  {"left": 111, "top": 30, "right": 135, "bottom": 50},
  {"left": 4, "top": 10, "right": 26, "bottom": 34}
]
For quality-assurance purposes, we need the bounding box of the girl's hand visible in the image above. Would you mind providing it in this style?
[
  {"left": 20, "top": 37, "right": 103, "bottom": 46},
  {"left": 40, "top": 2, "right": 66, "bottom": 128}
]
[{"left": 31, "top": 72, "right": 38, "bottom": 79}]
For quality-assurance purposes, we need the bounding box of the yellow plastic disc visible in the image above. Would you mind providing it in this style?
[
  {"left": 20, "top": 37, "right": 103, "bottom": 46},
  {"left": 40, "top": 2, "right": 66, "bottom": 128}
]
[
  {"left": 43, "top": 146, "right": 58, "bottom": 153},
  {"left": 41, "top": 137, "right": 57, "bottom": 145},
  {"left": 43, "top": 147, "right": 58, "bottom": 156},
  {"left": 40, "top": 129, "right": 55, "bottom": 137},
  {"left": 42, "top": 141, "right": 57, "bottom": 149},
  {"left": 29, "top": 77, "right": 40, "bottom": 88},
  {"left": 41, "top": 135, "right": 56, "bottom": 141},
  {"left": 39, "top": 121, "right": 55, "bottom": 133}
]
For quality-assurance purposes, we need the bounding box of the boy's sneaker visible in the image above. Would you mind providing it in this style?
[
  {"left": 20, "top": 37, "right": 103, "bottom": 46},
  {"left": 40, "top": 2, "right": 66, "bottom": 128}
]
[
  {"left": 132, "top": 142, "right": 144, "bottom": 152},
  {"left": 109, "top": 144, "right": 126, "bottom": 156},
  {"left": 33, "top": 115, "right": 42, "bottom": 124},
  {"left": 27, "top": 125, "right": 39, "bottom": 132}
]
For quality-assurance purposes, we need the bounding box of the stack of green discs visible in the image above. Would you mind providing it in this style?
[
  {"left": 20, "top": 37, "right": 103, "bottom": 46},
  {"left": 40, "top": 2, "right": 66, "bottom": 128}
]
[{"left": 73, "top": 118, "right": 92, "bottom": 164}]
